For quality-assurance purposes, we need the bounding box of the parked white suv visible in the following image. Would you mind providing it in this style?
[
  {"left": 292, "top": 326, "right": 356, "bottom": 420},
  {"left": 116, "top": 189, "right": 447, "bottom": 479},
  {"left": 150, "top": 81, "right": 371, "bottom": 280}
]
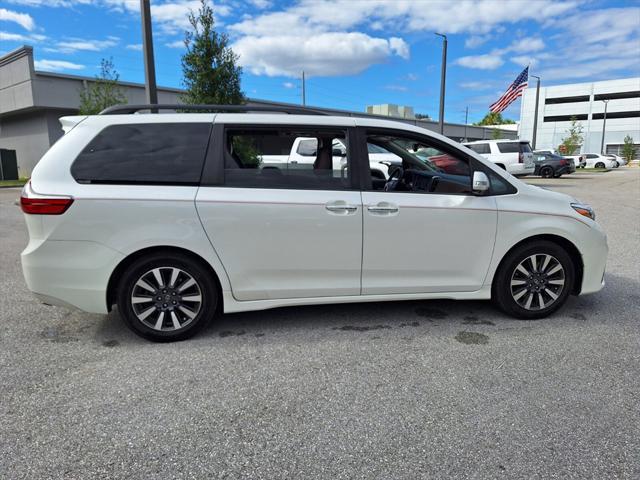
[
  {"left": 20, "top": 104, "right": 608, "bottom": 342},
  {"left": 463, "top": 139, "right": 535, "bottom": 176}
]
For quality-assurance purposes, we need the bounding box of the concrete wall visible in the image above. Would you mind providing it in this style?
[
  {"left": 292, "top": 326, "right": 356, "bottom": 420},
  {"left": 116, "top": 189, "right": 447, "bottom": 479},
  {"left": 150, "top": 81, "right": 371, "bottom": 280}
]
[
  {"left": 0, "top": 47, "right": 35, "bottom": 115},
  {"left": 0, "top": 110, "right": 59, "bottom": 176}
]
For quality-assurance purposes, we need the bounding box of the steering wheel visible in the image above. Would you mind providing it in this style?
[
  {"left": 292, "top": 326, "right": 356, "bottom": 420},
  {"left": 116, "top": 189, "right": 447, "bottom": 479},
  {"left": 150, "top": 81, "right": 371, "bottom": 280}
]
[{"left": 384, "top": 165, "right": 404, "bottom": 191}]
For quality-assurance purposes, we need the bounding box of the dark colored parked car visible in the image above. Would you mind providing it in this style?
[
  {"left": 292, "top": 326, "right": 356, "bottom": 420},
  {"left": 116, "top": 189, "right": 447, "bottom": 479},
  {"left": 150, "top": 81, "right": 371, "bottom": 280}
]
[{"left": 533, "top": 151, "right": 576, "bottom": 178}]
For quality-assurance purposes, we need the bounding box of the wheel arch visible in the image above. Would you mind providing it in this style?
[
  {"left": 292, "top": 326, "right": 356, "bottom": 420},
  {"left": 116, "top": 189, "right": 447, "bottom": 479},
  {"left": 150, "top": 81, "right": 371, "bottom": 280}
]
[
  {"left": 491, "top": 234, "right": 584, "bottom": 295},
  {"left": 106, "top": 246, "right": 224, "bottom": 312}
]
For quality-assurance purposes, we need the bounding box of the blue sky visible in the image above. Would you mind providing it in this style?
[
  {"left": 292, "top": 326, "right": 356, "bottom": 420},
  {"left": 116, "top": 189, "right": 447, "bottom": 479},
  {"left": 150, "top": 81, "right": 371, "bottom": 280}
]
[{"left": 1, "top": 0, "right": 639, "bottom": 123}]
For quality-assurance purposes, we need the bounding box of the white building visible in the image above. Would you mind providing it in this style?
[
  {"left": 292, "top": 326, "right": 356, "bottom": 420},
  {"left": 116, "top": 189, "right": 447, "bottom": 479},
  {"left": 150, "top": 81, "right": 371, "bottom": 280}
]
[
  {"left": 519, "top": 77, "right": 640, "bottom": 155},
  {"left": 366, "top": 104, "right": 415, "bottom": 119}
]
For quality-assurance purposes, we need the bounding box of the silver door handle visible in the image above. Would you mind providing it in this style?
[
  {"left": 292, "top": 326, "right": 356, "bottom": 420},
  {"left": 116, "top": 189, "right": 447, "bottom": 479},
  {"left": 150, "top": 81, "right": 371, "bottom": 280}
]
[
  {"left": 326, "top": 204, "right": 358, "bottom": 212},
  {"left": 367, "top": 205, "right": 399, "bottom": 213}
]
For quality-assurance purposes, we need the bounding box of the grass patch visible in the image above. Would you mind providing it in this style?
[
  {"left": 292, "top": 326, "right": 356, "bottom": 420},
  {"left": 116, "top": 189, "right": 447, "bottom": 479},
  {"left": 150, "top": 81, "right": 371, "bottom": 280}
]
[{"left": 0, "top": 177, "right": 28, "bottom": 187}]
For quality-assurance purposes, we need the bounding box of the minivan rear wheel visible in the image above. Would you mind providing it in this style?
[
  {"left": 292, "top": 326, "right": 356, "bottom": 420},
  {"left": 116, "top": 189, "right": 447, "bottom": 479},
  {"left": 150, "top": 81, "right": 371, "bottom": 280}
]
[
  {"left": 117, "top": 252, "right": 217, "bottom": 341},
  {"left": 492, "top": 240, "right": 574, "bottom": 319}
]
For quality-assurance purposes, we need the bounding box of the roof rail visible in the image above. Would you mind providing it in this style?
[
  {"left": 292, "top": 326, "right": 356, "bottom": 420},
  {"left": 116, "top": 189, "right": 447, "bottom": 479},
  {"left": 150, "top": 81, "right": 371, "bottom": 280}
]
[{"left": 99, "top": 103, "right": 330, "bottom": 115}]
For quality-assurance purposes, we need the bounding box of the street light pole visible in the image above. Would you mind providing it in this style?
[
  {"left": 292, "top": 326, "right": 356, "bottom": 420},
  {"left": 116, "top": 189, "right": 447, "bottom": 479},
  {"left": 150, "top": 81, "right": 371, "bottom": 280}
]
[
  {"left": 302, "top": 71, "right": 306, "bottom": 106},
  {"left": 530, "top": 75, "right": 541, "bottom": 149},
  {"left": 464, "top": 105, "right": 469, "bottom": 142},
  {"left": 600, "top": 99, "right": 609, "bottom": 154},
  {"left": 140, "top": 0, "right": 158, "bottom": 106},
  {"left": 435, "top": 33, "right": 447, "bottom": 135}
]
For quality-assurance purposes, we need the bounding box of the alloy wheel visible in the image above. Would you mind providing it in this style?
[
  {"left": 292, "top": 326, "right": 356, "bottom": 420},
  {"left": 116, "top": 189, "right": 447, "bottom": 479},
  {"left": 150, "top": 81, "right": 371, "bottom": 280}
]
[
  {"left": 130, "top": 267, "right": 203, "bottom": 331},
  {"left": 510, "top": 254, "right": 565, "bottom": 311}
]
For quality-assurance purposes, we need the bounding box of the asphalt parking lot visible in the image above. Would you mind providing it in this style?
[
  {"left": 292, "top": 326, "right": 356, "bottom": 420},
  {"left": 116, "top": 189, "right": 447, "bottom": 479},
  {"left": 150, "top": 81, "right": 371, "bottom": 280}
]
[{"left": 1, "top": 169, "right": 638, "bottom": 479}]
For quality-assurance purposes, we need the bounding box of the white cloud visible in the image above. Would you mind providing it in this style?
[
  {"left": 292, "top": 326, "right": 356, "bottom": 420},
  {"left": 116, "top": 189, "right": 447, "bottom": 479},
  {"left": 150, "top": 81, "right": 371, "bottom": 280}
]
[
  {"left": 456, "top": 37, "right": 545, "bottom": 70},
  {"left": 248, "top": 0, "right": 271, "bottom": 8},
  {"left": 165, "top": 39, "right": 185, "bottom": 48},
  {"left": 389, "top": 37, "right": 409, "bottom": 59},
  {"left": 228, "top": 0, "right": 577, "bottom": 79},
  {"left": 233, "top": 32, "right": 410, "bottom": 77},
  {"left": 0, "top": 7, "right": 35, "bottom": 31},
  {"left": 455, "top": 53, "right": 504, "bottom": 70},
  {"left": 385, "top": 84, "right": 408, "bottom": 92},
  {"left": 539, "top": 7, "right": 640, "bottom": 81},
  {"left": 283, "top": 81, "right": 295, "bottom": 88},
  {"left": 126, "top": 43, "right": 142, "bottom": 51},
  {"left": 0, "top": 30, "right": 45, "bottom": 42},
  {"left": 406, "top": 73, "right": 418, "bottom": 81},
  {"left": 34, "top": 59, "right": 85, "bottom": 71},
  {"left": 6, "top": 0, "right": 92, "bottom": 6},
  {"left": 506, "top": 37, "right": 545, "bottom": 54},
  {"left": 48, "top": 37, "right": 119, "bottom": 53},
  {"left": 465, "top": 35, "right": 491, "bottom": 49},
  {"left": 103, "top": 0, "right": 232, "bottom": 34}
]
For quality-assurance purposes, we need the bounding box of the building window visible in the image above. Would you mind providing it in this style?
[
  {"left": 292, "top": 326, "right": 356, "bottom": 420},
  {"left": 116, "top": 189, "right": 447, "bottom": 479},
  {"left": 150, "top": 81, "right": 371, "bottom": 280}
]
[
  {"left": 606, "top": 143, "right": 640, "bottom": 156},
  {"left": 592, "top": 111, "right": 640, "bottom": 120},
  {"left": 543, "top": 114, "right": 588, "bottom": 122},
  {"left": 544, "top": 95, "right": 590, "bottom": 105},
  {"left": 594, "top": 91, "right": 640, "bottom": 101}
]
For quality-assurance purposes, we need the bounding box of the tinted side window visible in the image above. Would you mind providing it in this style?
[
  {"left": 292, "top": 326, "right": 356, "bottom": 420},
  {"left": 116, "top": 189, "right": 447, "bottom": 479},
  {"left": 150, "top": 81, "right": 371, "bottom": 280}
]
[
  {"left": 520, "top": 142, "right": 532, "bottom": 153},
  {"left": 496, "top": 142, "right": 520, "bottom": 153},
  {"left": 72, "top": 123, "right": 211, "bottom": 184},
  {"left": 467, "top": 143, "right": 490, "bottom": 154},
  {"left": 224, "top": 128, "right": 351, "bottom": 190}
]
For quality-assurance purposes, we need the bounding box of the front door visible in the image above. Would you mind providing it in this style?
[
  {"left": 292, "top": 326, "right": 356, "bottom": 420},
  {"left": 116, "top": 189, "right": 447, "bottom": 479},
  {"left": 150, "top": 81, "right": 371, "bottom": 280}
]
[
  {"left": 196, "top": 121, "right": 363, "bottom": 301},
  {"left": 358, "top": 128, "right": 497, "bottom": 294}
]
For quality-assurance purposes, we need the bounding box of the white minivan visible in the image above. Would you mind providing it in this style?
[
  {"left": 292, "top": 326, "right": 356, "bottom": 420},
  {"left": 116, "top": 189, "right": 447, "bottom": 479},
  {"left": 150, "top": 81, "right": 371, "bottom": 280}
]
[
  {"left": 464, "top": 139, "right": 535, "bottom": 176},
  {"left": 20, "top": 104, "right": 607, "bottom": 341}
]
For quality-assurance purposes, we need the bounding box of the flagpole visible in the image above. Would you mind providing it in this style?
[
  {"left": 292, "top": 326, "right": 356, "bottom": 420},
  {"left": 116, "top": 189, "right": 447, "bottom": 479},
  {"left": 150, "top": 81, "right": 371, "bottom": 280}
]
[{"left": 530, "top": 72, "right": 541, "bottom": 150}]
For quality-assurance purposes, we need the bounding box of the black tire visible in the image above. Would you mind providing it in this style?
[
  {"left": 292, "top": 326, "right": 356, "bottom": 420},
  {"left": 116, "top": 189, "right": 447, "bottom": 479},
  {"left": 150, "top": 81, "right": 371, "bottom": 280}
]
[
  {"left": 539, "top": 166, "right": 553, "bottom": 178},
  {"left": 492, "top": 240, "right": 575, "bottom": 319},
  {"left": 595, "top": 162, "right": 605, "bottom": 169},
  {"left": 116, "top": 252, "right": 218, "bottom": 342}
]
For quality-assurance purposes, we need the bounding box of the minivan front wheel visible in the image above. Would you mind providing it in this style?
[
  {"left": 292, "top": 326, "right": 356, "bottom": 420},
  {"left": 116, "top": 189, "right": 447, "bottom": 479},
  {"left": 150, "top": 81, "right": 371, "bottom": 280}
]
[
  {"left": 493, "top": 240, "right": 574, "bottom": 319},
  {"left": 117, "top": 252, "right": 217, "bottom": 341}
]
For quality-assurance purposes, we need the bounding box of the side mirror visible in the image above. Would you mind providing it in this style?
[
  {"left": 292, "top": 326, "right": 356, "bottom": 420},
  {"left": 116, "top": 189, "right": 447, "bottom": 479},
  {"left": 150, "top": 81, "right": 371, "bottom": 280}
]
[{"left": 472, "top": 171, "right": 490, "bottom": 194}]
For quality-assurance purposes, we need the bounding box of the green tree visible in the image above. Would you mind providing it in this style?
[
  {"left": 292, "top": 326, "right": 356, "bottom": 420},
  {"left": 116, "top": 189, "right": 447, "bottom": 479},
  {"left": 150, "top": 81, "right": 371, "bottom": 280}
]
[
  {"left": 558, "top": 116, "right": 584, "bottom": 155},
  {"left": 181, "top": 0, "right": 244, "bottom": 105},
  {"left": 474, "top": 111, "right": 516, "bottom": 126},
  {"left": 621, "top": 135, "right": 636, "bottom": 163},
  {"left": 415, "top": 113, "right": 431, "bottom": 120},
  {"left": 491, "top": 128, "right": 503, "bottom": 140},
  {"left": 78, "top": 58, "right": 127, "bottom": 114}
]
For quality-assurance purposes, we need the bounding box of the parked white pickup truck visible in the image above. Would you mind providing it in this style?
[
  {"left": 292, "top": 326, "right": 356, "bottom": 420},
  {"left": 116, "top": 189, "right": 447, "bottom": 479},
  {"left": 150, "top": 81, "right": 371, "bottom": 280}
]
[{"left": 262, "top": 137, "right": 400, "bottom": 179}]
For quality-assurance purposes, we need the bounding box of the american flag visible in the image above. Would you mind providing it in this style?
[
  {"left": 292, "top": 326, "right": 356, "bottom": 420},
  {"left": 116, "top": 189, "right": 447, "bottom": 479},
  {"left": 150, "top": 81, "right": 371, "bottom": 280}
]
[{"left": 489, "top": 66, "right": 529, "bottom": 113}]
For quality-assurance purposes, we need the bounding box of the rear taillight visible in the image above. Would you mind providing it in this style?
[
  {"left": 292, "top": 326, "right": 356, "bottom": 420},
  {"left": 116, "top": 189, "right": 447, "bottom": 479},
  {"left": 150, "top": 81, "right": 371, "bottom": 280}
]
[
  {"left": 518, "top": 152, "right": 524, "bottom": 163},
  {"left": 21, "top": 197, "right": 73, "bottom": 215},
  {"left": 20, "top": 182, "right": 73, "bottom": 215},
  {"left": 559, "top": 159, "right": 568, "bottom": 166}
]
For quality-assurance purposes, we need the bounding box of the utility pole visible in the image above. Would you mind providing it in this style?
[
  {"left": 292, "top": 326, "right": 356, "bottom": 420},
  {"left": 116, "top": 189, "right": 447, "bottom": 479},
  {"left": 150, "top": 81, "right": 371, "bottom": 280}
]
[
  {"left": 600, "top": 99, "right": 609, "bottom": 154},
  {"left": 140, "top": 0, "right": 158, "bottom": 106},
  {"left": 302, "top": 71, "right": 306, "bottom": 106},
  {"left": 464, "top": 105, "right": 469, "bottom": 142},
  {"left": 530, "top": 75, "right": 541, "bottom": 149},
  {"left": 435, "top": 33, "right": 447, "bottom": 135}
]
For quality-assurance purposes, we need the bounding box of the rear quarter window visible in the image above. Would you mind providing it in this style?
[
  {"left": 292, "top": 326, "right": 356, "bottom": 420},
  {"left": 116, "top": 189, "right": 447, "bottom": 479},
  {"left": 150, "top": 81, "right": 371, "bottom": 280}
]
[
  {"left": 71, "top": 123, "right": 211, "bottom": 185},
  {"left": 497, "top": 142, "right": 532, "bottom": 154},
  {"left": 466, "top": 143, "right": 490, "bottom": 154}
]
